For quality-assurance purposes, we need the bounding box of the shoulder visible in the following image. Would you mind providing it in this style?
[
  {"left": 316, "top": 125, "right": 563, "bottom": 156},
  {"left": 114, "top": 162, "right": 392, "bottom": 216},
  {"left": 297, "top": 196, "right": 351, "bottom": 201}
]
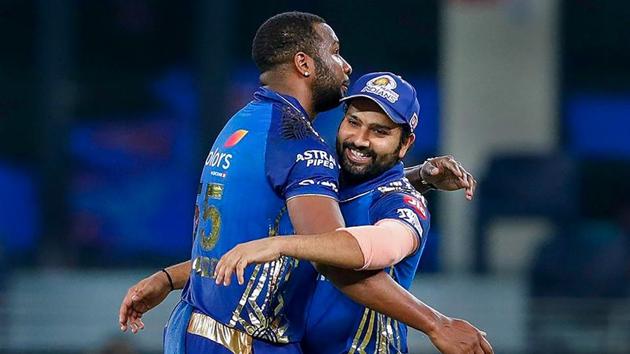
[
  {"left": 370, "top": 179, "right": 429, "bottom": 230},
  {"left": 375, "top": 178, "right": 426, "bottom": 207},
  {"left": 268, "top": 104, "right": 324, "bottom": 143},
  {"left": 264, "top": 105, "right": 339, "bottom": 199},
  {"left": 266, "top": 104, "right": 335, "bottom": 165}
]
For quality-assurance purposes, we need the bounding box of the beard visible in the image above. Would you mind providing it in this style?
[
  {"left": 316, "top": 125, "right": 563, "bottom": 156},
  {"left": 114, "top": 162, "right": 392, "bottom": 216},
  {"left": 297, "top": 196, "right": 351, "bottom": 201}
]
[
  {"left": 312, "top": 56, "right": 343, "bottom": 113},
  {"left": 336, "top": 139, "right": 402, "bottom": 185}
]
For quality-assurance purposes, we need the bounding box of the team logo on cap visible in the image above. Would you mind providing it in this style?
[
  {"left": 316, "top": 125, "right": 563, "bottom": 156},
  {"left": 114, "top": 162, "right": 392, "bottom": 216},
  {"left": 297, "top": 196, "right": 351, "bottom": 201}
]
[
  {"left": 410, "top": 113, "right": 419, "bottom": 130},
  {"left": 362, "top": 75, "right": 400, "bottom": 103},
  {"left": 370, "top": 76, "right": 397, "bottom": 90}
]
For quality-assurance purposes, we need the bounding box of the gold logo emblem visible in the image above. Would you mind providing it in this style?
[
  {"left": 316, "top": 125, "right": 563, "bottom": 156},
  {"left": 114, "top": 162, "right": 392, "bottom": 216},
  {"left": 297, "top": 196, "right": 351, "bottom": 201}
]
[
  {"left": 362, "top": 75, "right": 399, "bottom": 103},
  {"left": 372, "top": 77, "right": 391, "bottom": 86},
  {"left": 207, "top": 183, "right": 224, "bottom": 200}
]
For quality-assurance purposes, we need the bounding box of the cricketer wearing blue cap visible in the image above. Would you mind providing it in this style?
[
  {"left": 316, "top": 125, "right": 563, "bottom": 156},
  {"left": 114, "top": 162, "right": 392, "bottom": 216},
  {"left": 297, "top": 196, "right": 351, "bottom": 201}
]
[
  {"left": 215, "top": 72, "right": 430, "bottom": 354},
  {"left": 303, "top": 72, "right": 427, "bottom": 354}
]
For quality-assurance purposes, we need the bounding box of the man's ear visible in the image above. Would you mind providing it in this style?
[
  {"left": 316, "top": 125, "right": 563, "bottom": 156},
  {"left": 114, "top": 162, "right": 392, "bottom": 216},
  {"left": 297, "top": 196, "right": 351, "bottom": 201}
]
[
  {"left": 398, "top": 133, "right": 416, "bottom": 159},
  {"left": 293, "top": 52, "right": 315, "bottom": 78}
]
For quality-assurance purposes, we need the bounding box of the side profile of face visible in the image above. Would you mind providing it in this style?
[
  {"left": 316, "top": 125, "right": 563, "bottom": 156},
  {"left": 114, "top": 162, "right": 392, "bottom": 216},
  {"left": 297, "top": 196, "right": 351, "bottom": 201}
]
[
  {"left": 311, "top": 23, "right": 352, "bottom": 113},
  {"left": 336, "top": 98, "right": 415, "bottom": 183}
]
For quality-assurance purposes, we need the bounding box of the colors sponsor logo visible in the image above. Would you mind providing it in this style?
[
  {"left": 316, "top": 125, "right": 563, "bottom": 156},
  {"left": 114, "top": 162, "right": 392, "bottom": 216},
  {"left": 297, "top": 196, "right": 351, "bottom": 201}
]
[
  {"left": 203, "top": 129, "right": 247, "bottom": 176},
  {"left": 223, "top": 129, "right": 248, "bottom": 148},
  {"left": 205, "top": 148, "right": 232, "bottom": 170}
]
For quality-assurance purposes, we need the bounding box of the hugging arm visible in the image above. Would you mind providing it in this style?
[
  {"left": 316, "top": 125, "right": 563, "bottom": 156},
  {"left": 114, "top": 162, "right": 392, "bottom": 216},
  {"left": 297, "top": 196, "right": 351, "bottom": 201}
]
[{"left": 283, "top": 195, "right": 493, "bottom": 354}]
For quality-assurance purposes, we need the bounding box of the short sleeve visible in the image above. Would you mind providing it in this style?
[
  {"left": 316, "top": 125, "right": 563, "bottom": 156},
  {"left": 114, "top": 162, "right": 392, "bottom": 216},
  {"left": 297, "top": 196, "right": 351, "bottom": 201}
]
[
  {"left": 265, "top": 105, "right": 339, "bottom": 201},
  {"left": 369, "top": 192, "right": 430, "bottom": 244}
]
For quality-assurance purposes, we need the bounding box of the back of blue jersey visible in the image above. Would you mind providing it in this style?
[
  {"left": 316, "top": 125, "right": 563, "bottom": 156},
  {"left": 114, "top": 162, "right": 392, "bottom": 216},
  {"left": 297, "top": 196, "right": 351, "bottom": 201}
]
[
  {"left": 303, "top": 164, "right": 430, "bottom": 354},
  {"left": 182, "top": 88, "right": 340, "bottom": 344}
]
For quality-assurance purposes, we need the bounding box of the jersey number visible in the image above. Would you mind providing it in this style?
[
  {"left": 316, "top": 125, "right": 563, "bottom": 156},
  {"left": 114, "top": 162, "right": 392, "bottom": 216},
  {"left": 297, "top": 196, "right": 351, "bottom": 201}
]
[{"left": 195, "top": 183, "right": 222, "bottom": 251}]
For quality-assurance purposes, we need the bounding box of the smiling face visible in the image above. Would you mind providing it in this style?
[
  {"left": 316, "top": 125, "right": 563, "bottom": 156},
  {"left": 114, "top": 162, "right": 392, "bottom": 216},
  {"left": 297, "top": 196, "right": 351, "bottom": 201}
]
[
  {"left": 311, "top": 23, "right": 352, "bottom": 113},
  {"left": 336, "top": 98, "right": 415, "bottom": 183}
]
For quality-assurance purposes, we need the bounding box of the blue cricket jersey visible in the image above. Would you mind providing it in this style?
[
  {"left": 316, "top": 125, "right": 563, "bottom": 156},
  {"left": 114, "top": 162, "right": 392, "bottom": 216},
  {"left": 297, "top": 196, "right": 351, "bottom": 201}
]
[
  {"left": 302, "top": 163, "right": 431, "bottom": 354},
  {"left": 181, "top": 87, "right": 340, "bottom": 344}
]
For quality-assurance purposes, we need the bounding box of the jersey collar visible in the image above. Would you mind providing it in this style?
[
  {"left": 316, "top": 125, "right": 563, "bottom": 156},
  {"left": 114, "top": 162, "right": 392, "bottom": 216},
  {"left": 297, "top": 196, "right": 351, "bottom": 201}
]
[
  {"left": 253, "top": 86, "right": 312, "bottom": 121},
  {"left": 339, "top": 163, "right": 405, "bottom": 201}
]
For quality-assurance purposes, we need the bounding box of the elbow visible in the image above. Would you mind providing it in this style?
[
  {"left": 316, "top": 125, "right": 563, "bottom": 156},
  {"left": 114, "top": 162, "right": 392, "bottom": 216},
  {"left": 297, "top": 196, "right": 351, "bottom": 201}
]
[
  {"left": 313, "top": 262, "right": 324, "bottom": 274},
  {"left": 314, "top": 263, "right": 363, "bottom": 289}
]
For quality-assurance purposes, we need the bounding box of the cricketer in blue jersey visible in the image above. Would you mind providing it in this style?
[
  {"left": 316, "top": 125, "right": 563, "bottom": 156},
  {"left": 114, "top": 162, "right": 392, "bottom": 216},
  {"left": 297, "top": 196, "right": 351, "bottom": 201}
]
[
  {"left": 119, "top": 12, "right": 489, "bottom": 354},
  {"left": 180, "top": 84, "right": 341, "bottom": 353},
  {"left": 214, "top": 72, "right": 480, "bottom": 354},
  {"left": 302, "top": 74, "right": 431, "bottom": 354}
]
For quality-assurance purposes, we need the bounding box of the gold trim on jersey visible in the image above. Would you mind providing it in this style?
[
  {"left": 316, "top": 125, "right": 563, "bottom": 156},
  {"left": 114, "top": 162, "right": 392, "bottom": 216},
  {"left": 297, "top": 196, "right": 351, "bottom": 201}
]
[
  {"left": 349, "top": 308, "right": 377, "bottom": 354},
  {"left": 187, "top": 312, "right": 252, "bottom": 354},
  {"left": 375, "top": 313, "right": 384, "bottom": 353},
  {"left": 227, "top": 206, "right": 297, "bottom": 344},
  {"left": 359, "top": 310, "right": 377, "bottom": 352},
  {"left": 393, "top": 319, "right": 402, "bottom": 351},
  {"left": 349, "top": 308, "right": 371, "bottom": 353},
  {"left": 349, "top": 267, "right": 405, "bottom": 353}
]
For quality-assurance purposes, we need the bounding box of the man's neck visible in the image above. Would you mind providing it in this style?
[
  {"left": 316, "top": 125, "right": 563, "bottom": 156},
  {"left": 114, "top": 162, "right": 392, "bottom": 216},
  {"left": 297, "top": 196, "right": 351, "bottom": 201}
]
[{"left": 260, "top": 71, "right": 316, "bottom": 120}]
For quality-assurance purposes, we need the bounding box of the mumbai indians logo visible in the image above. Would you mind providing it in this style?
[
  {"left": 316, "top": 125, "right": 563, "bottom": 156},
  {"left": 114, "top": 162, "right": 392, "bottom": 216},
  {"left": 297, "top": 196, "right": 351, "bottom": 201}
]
[{"left": 362, "top": 75, "right": 399, "bottom": 103}]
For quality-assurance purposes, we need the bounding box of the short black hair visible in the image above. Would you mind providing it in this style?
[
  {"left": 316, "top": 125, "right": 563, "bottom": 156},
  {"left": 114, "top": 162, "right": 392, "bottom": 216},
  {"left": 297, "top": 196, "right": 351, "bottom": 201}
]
[{"left": 252, "top": 12, "right": 326, "bottom": 73}]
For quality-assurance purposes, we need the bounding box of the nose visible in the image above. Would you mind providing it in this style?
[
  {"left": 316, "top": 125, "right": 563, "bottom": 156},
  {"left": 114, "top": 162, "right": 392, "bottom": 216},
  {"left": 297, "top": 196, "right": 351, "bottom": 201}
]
[
  {"left": 342, "top": 56, "right": 352, "bottom": 76},
  {"left": 351, "top": 129, "right": 370, "bottom": 148}
]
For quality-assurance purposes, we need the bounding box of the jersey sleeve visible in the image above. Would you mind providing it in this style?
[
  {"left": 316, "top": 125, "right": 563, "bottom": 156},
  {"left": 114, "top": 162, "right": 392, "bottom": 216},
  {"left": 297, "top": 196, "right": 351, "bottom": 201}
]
[
  {"left": 265, "top": 104, "right": 340, "bottom": 201},
  {"left": 369, "top": 192, "right": 430, "bottom": 246}
]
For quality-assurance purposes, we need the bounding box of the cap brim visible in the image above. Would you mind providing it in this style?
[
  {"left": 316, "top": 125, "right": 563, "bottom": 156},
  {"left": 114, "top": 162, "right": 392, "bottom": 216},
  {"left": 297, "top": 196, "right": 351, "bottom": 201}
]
[{"left": 340, "top": 94, "right": 407, "bottom": 125}]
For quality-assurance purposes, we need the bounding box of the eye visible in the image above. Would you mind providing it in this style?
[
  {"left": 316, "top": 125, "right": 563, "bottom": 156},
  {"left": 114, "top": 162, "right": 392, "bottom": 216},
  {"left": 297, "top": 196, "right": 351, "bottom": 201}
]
[
  {"left": 348, "top": 118, "right": 360, "bottom": 127},
  {"left": 374, "top": 128, "right": 390, "bottom": 136}
]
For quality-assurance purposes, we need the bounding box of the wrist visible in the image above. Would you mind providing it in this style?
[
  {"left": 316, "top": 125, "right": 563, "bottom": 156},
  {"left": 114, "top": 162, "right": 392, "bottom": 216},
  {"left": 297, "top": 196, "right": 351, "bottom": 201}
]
[
  {"left": 156, "top": 269, "right": 174, "bottom": 292},
  {"left": 420, "top": 178, "right": 437, "bottom": 192},
  {"left": 275, "top": 237, "right": 292, "bottom": 257},
  {"left": 425, "top": 313, "right": 449, "bottom": 339},
  {"left": 406, "top": 164, "right": 423, "bottom": 183}
]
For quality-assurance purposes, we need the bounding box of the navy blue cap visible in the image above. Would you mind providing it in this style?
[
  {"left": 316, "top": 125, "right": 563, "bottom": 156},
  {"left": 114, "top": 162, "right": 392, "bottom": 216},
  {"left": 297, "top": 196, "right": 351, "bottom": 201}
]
[{"left": 340, "top": 72, "right": 420, "bottom": 132}]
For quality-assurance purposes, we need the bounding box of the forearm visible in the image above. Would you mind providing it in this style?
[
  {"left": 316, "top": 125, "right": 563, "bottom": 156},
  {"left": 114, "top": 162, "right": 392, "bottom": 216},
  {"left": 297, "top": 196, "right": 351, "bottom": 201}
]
[
  {"left": 318, "top": 265, "right": 444, "bottom": 335},
  {"left": 277, "top": 230, "right": 365, "bottom": 269},
  {"left": 164, "top": 260, "right": 191, "bottom": 290},
  {"left": 279, "top": 221, "right": 416, "bottom": 270}
]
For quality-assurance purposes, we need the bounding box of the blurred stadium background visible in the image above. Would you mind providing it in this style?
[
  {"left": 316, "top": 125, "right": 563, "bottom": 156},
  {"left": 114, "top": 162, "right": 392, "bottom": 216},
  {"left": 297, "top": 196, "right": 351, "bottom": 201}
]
[{"left": 1, "top": 0, "right": 629, "bottom": 353}]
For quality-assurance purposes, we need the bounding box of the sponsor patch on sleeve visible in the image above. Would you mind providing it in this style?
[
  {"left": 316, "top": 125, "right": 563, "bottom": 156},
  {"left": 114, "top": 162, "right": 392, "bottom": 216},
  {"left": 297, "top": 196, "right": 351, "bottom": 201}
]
[{"left": 295, "top": 149, "right": 339, "bottom": 170}]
